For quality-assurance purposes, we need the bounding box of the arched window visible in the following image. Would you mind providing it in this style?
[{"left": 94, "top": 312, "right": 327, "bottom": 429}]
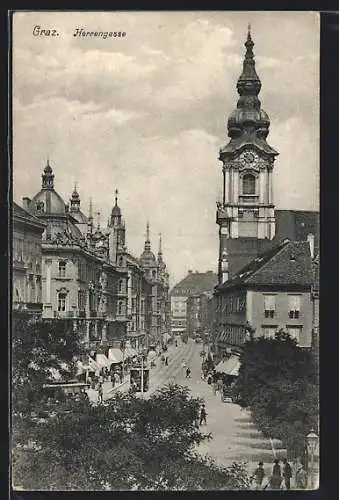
[
  {"left": 118, "top": 256, "right": 124, "bottom": 267},
  {"left": 118, "top": 301, "right": 123, "bottom": 315},
  {"left": 152, "top": 270, "right": 156, "bottom": 279},
  {"left": 58, "top": 292, "right": 67, "bottom": 312},
  {"left": 242, "top": 174, "right": 256, "bottom": 195},
  {"left": 119, "top": 279, "right": 124, "bottom": 293}
]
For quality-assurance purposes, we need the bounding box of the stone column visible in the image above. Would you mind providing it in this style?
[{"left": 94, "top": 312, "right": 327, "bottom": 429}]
[
  {"left": 259, "top": 170, "right": 266, "bottom": 204},
  {"left": 224, "top": 168, "right": 230, "bottom": 204}
]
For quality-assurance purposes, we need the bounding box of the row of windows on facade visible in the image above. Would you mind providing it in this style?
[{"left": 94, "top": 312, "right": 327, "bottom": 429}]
[
  {"left": 220, "top": 295, "right": 302, "bottom": 319},
  {"left": 14, "top": 280, "right": 42, "bottom": 303},
  {"left": 13, "top": 238, "right": 42, "bottom": 264},
  {"left": 220, "top": 325, "right": 302, "bottom": 345},
  {"left": 58, "top": 261, "right": 129, "bottom": 294},
  {"left": 57, "top": 292, "right": 126, "bottom": 315}
]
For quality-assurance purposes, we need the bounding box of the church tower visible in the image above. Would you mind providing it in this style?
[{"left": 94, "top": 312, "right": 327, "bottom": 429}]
[
  {"left": 216, "top": 26, "right": 278, "bottom": 285},
  {"left": 108, "top": 189, "right": 126, "bottom": 264}
]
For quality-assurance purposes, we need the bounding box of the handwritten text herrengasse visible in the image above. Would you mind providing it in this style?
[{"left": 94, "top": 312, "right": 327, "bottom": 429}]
[{"left": 32, "top": 26, "right": 127, "bottom": 38}]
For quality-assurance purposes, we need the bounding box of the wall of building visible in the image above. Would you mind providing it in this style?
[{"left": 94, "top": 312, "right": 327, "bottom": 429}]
[
  {"left": 13, "top": 227, "right": 43, "bottom": 307},
  {"left": 249, "top": 290, "right": 313, "bottom": 347}
]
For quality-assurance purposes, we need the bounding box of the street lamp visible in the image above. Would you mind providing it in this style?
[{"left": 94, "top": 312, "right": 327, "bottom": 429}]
[{"left": 306, "top": 429, "right": 319, "bottom": 489}]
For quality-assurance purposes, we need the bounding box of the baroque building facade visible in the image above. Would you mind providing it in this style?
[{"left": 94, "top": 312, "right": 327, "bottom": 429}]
[
  {"left": 214, "top": 27, "right": 319, "bottom": 353},
  {"left": 18, "top": 162, "right": 170, "bottom": 352}
]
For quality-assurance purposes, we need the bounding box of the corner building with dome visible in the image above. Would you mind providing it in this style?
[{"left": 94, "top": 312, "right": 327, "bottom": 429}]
[{"left": 18, "top": 162, "right": 170, "bottom": 354}]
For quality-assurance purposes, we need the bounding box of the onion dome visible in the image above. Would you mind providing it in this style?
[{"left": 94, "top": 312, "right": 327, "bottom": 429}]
[
  {"left": 30, "top": 160, "right": 67, "bottom": 215},
  {"left": 70, "top": 183, "right": 80, "bottom": 211},
  {"left": 227, "top": 25, "right": 270, "bottom": 140},
  {"left": 41, "top": 159, "right": 54, "bottom": 189},
  {"left": 140, "top": 221, "right": 156, "bottom": 266},
  {"left": 111, "top": 189, "right": 121, "bottom": 217}
]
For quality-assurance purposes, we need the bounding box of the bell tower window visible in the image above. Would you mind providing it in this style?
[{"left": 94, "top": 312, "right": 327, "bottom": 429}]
[{"left": 242, "top": 174, "right": 256, "bottom": 195}]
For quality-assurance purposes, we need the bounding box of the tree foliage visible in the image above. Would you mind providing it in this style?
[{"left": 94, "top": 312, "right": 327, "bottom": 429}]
[
  {"left": 13, "top": 384, "right": 251, "bottom": 490},
  {"left": 235, "top": 332, "right": 319, "bottom": 459},
  {"left": 12, "top": 316, "right": 251, "bottom": 490}
]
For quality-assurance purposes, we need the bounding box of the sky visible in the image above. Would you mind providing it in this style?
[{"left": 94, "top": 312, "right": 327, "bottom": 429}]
[{"left": 12, "top": 11, "right": 320, "bottom": 287}]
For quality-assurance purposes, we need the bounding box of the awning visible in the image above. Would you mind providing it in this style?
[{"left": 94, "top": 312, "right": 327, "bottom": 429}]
[
  {"left": 96, "top": 353, "right": 111, "bottom": 368},
  {"left": 216, "top": 356, "right": 241, "bottom": 376},
  {"left": 108, "top": 348, "right": 123, "bottom": 364}
]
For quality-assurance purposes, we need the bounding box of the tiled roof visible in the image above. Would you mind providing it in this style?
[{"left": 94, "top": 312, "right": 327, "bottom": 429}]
[
  {"left": 226, "top": 210, "right": 319, "bottom": 278},
  {"left": 218, "top": 239, "right": 313, "bottom": 290},
  {"left": 170, "top": 271, "right": 217, "bottom": 296}
]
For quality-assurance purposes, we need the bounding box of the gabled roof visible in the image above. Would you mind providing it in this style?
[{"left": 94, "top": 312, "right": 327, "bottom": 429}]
[
  {"left": 170, "top": 271, "right": 217, "bottom": 296},
  {"left": 13, "top": 202, "right": 46, "bottom": 231},
  {"left": 218, "top": 239, "right": 313, "bottom": 291}
]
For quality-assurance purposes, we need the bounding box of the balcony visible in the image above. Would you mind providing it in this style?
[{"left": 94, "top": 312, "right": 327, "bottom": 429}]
[{"left": 53, "top": 310, "right": 75, "bottom": 319}]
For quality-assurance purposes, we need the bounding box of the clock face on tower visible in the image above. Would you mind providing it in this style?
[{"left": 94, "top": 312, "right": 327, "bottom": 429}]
[{"left": 239, "top": 150, "right": 259, "bottom": 168}]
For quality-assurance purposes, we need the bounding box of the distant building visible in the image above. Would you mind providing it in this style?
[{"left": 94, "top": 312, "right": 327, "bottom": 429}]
[
  {"left": 214, "top": 239, "right": 314, "bottom": 356},
  {"left": 215, "top": 27, "right": 319, "bottom": 284},
  {"left": 13, "top": 202, "right": 46, "bottom": 316},
  {"left": 186, "top": 289, "right": 215, "bottom": 339},
  {"left": 170, "top": 270, "right": 217, "bottom": 336}
]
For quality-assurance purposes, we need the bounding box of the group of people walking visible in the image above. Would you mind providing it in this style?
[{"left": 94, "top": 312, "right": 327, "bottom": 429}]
[{"left": 252, "top": 458, "right": 308, "bottom": 490}]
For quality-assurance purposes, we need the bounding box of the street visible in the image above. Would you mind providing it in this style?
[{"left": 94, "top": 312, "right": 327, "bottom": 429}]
[{"left": 89, "top": 338, "right": 287, "bottom": 478}]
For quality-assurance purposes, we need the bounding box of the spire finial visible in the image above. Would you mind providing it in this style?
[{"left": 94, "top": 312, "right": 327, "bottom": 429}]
[
  {"left": 146, "top": 220, "right": 150, "bottom": 241},
  {"left": 47, "top": 155, "right": 50, "bottom": 167},
  {"left": 96, "top": 211, "right": 101, "bottom": 230},
  {"left": 158, "top": 232, "right": 162, "bottom": 254},
  {"left": 247, "top": 22, "right": 251, "bottom": 38},
  {"left": 115, "top": 189, "right": 118, "bottom": 206},
  {"left": 88, "top": 198, "right": 93, "bottom": 219},
  {"left": 74, "top": 181, "right": 77, "bottom": 191}
]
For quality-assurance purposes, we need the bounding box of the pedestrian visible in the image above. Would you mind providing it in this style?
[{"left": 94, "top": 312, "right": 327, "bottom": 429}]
[
  {"left": 111, "top": 372, "right": 115, "bottom": 388},
  {"left": 269, "top": 459, "right": 282, "bottom": 489},
  {"left": 217, "top": 377, "right": 223, "bottom": 395},
  {"left": 282, "top": 458, "right": 292, "bottom": 490},
  {"left": 185, "top": 367, "right": 191, "bottom": 379},
  {"left": 119, "top": 370, "right": 124, "bottom": 384},
  {"left": 114, "top": 372, "right": 120, "bottom": 386},
  {"left": 182, "top": 360, "right": 187, "bottom": 369},
  {"left": 97, "top": 382, "right": 103, "bottom": 404},
  {"left": 295, "top": 464, "right": 307, "bottom": 490},
  {"left": 175, "top": 340, "right": 178, "bottom": 347},
  {"left": 207, "top": 373, "right": 212, "bottom": 385},
  {"left": 212, "top": 380, "right": 217, "bottom": 395},
  {"left": 165, "top": 357, "right": 168, "bottom": 366},
  {"left": 252, "top": 462, "right": 265, "bottom": 490},
  {"left": 199, "top": 404, "right": 207, "bottom": 425}
]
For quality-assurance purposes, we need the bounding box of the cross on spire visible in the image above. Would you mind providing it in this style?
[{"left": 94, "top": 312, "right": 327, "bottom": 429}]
[{"left": 115, "top": 189, "right": 119, "bottom": 206}]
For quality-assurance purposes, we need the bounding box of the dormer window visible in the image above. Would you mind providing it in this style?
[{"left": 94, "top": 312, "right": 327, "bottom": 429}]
[
  {"left": 36, "top": 201, "right": 45, "bottom": 213},
  {"left": 242, "top": 174, "right": 256, "bottom": 195}
]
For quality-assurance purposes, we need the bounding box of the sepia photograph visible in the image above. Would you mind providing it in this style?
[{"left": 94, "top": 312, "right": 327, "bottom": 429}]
[{"left": 11, "top": 10, "right": 319, "bottom": 491}]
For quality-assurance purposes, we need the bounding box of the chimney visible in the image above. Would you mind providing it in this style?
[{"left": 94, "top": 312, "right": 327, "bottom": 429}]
[
  {"left": 22, "top": 197, "right": 31, "bottom": 210},
  {"left": 307, "top": 233, "right": 315, "bottom": 259}
]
